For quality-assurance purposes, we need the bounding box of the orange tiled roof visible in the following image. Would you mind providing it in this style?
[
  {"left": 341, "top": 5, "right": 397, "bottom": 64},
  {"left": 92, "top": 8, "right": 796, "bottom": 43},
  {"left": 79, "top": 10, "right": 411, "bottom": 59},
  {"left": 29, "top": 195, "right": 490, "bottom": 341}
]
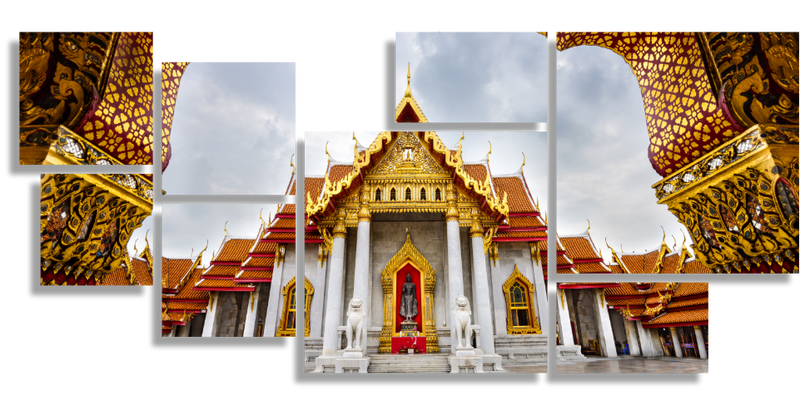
[
  {"left": 305, "top": 177, "right": 324, "bottom": 208},
  {"left": 130, "top": 257, "right": 153, "bottom": 285},
  {"left": 492, "top": 176, "right": 536, "bottom": 213},
  {"left": 172, "top": 267, "right": 209, "bottom": 301},
  {"left": 195, "top": 278, "right": 248, "bottom": 289},
  {"left": 215, "top": 238, "right": 255, "bottom": 262},
  {"left": 280, "top": 204, "right": 296, "bottom": 215},
  {"left": 329, "top": 165, "right": 354, "bottom": 184},
  {"left": 271, "top": 218, "right": 295, "bottom": 229},
  {"left": 162, "top": 257, "right": 194, "bottom": 290},
  {"left": 242, "top": 257, "right": 274, "bottom": 267},
  {"left": 237, "top": 270, "right": 273, "bottom": 280},
  {"left": 574, "top": 262, "right": 611, "bottom": 274},
  {"left": 561, "top": 235, "right": 602, "bottom": 261},
  {"left": 683, "top": 259, "right": 713, "bottom": 274},
  {"left": 464, "top": 164, "right": 489, "bottom": 184},
  {"left": 166, "top": 302, "right": 208, "bottom": 311},
  {"left": 203, "top": 264, "right": 239, "bottom": 277},
  {"left": 644, "top": 308, "right": 708, "bottom": 326},
  {"left": 251, "top": 240, "right": 278, "bottom": 254},
  {"left": 507, "top": 216, "right": 545, "bottom": 228},
  {"left": 496, "top": 230, "right": 547, "bottom": 238},
  {"left": 669, "top": 296, "right": 708, "bottom": 308},
  {"left": 101, "top": 266, "right": 133, "bottom": 286},
  {"left": 674, "top": 282, "right": 708, "bottom": 297}
]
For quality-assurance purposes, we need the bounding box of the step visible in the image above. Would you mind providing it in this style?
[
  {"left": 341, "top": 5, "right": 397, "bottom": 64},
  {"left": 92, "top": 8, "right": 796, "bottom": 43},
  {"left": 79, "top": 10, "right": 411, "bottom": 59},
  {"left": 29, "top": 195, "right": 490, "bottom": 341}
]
[{"left": 367, "top": 354, "right": 452, "bottom": 373}]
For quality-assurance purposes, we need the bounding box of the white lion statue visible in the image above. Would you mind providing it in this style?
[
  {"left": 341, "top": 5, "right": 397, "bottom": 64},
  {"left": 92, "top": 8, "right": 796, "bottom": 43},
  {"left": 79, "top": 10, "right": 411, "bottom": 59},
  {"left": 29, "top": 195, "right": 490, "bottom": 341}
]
[
  {"left": 453, "top": 295, "right": 473, "bottom": 349},
  {"left": 346, "top": 296, "right": 366, "bottom": 349}
]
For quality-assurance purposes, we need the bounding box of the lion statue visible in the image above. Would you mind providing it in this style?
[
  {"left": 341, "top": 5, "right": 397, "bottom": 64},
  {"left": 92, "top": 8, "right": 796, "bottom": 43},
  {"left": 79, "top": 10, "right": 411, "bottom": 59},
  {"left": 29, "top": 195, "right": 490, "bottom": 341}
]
[
  {"left": 346, "top": 296, "right": 366, "bottom": 350},
  {"left": 452, "top": 295, "right": 473, "bottom": 349}
]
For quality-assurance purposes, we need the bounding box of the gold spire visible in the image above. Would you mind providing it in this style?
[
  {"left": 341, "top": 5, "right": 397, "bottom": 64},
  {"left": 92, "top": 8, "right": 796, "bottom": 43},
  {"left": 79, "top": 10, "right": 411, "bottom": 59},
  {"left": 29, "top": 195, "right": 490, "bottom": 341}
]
[
  {"left": 520, "top": 152, "right": 526, "bottom": 172},
  {"left": 404, "top": 62, "right": 412, "bottom": 98}
]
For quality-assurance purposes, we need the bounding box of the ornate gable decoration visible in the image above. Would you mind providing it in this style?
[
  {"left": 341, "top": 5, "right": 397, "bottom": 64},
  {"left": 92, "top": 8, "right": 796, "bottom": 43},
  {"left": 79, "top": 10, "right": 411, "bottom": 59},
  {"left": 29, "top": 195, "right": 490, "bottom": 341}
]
[{"left": 370, "top": 132, "right": 448, "bottom": 176}]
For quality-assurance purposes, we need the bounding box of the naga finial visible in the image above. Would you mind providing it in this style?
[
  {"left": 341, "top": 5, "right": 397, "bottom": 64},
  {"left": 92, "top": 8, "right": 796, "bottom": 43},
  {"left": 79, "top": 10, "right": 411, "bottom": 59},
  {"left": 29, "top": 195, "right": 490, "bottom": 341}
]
[
  {"left": 325, "top": 141, "right": 331, "bottom": 165},
  {"left": 223, "top": 221, "right": 229, "bottom": 240},
  {"left": 133, "top": 239, "right": 139, "bottom": 257},
  {"left": 353, "top": 132, "right": 359, "bottom": 157},
  {"left": 486, "top": 141, "right": 492, "bottom": 162},
  {"left": 520, "top": 152, "right": 526, "bottom": 172},
  {"left": 586, "top": 219, "right": 591, "bottom": 233},
  {"left": 289, "top": 154, "right": 295, "bottom": 175},
  {"left": 259, "top": 208, "right": 264, "bottom": 228}
]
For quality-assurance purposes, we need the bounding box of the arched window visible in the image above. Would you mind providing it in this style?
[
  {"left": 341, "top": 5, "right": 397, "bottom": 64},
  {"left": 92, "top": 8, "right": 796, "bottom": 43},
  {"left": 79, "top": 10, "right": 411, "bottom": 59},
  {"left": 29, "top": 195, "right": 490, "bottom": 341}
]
[
  {"left": 420, "top": 188, "right": 426, "bottom": 201},
  {"left": 375, "top": 188, "right": 382, "bottom": 202},
  {"left": 276, "top": 277, "right": 314, "bottom": 337},
  {"left": 509, "top": 282, "right": 530, "bottom": 327},
  {"left": 435, "top": 188, "right": 442, "bottom": 201},
  {"left": 502, "top": 265, "right": 540, "bottom": 334},
  {"left": 405, "top": 188, "right": 412, "bottom": 201},
  {"left": 390, "top": 188, "right": 396, "bottom": 201}
]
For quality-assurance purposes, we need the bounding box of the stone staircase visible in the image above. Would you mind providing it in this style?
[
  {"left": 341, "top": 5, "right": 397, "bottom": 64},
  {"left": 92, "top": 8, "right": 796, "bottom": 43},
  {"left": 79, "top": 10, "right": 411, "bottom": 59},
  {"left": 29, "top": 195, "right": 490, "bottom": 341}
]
[
  {"left": 367, "top": 354, "right": 451, "bottom": 373},
  {"left": 495, "top": 335, "right": 548, "bottom": 366},
  {"left": 304, "top": 337, "right": 323, "bottom": 363}
]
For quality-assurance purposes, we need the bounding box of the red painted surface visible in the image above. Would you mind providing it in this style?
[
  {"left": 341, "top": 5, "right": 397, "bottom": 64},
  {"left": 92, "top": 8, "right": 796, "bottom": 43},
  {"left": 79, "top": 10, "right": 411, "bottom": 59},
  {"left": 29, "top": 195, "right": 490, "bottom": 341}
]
[
  {"left": 395, "top": 264, "right": 423, "bottom": 334},
  {"left": 391, "top": 336, "right": 426, "bottom": 354}
]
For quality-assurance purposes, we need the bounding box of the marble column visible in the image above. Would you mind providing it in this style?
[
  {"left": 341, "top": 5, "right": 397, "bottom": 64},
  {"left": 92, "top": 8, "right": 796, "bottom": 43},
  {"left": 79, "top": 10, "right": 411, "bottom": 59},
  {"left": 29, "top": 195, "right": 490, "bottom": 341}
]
[
  {"left": 202, "top": 292, "right": 220, "bottom": 337},
  {"left": 445, "top": 184, "right": 464, "bottom": 349},
  {"left": 529, "top": 243, "right": 548, "bottom": 335},
  {"left": 694, "top": 325, "right": 708, "bottom": 359},
  {"left": 635, "top": 321, "right": 654, "bottom": 356},
  {"left": 177, "top": 318, "right": 192, "bottom": 337},
  {"left": 592, "top": 289, "right": 617, "bottom": 357},
  {"left": 469, "top": 213, "right": 494, "bottom": 354},
  {"left": 242, "top": 288, "right": 261, "bottom": 337},
  {"left": 309, "top": 247, "right": 327, "bottom": 338},
  {"left": 351, "top": 187, "right": 371, "bottom": 355},
  {"left": 321, "top": 214, "right": 347, "bottom": 355},
  {"left": 670, "top": 327, "right": 684, "bottom": 357},
  {"left": 557, "top": 289, "right": 575, "bottom": 346},
  {"left": 263, "top": 245, "right": 285, "bottom": 337},
  {"left": 623, "top": 319, "right": 641, "bottom": 356}
]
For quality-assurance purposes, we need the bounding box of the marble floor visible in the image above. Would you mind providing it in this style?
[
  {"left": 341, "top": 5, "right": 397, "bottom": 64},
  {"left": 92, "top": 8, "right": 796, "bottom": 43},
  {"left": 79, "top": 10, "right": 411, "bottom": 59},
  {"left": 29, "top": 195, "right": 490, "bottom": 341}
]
[
  {"left": 305, "top": 356, "right": 711, "bottom": 376},
  {"left": 557, "top": 357, "right": 708, "bottom": 373}
]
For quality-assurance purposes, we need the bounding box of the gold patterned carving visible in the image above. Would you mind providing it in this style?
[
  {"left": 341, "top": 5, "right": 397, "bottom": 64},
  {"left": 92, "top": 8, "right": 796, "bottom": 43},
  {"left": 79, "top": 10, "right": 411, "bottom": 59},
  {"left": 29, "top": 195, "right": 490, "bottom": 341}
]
[
  {"left": 317, "top": 244, "right": 328, "bottom": 268},
  {"left": 489, "top": 242, "right": 499, "bottom": 267},
  {"left": 445, "top": 183, "right": 459, "bottom": 221},
  {"left": 469, "top": 207, "right": 484, "bottom": 238},
  {"left": 529, "top": 242, "right": 541, "bottom": 266},
  {"left": 372, "top": 131, "right": 449, "bottom": 175},
  {"left": 20, "top": 33, "right": 118, "bottom": 129},
  {"left": 305, "top": 131, "right": 509, "bottom": 221},
  {"left": 358, "top": 184, "right": 371, "bottom": 222},
  {"left": 502, "top": 265, "right": 541, "bottom": 334},
  {"left": 378, "top": 235, "right": 439, "bottom": 353},
  {"left": 700, "top": 33, "right": 798, "bottom": 129},
  {"left": 332, "top": 209, "right": 347, "bottom": 239},
  {"left": 654, "top": 124, "right": 798, "bottom": 272},
  {"left": 40, "top": 173, "right": 152, "bottom": 283}
]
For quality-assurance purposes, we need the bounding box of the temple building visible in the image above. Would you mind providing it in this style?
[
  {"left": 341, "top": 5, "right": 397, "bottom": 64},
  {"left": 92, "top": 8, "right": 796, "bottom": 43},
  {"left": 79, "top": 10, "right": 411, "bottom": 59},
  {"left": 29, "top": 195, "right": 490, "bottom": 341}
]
[
  {"left": 557, "top": 282, "right": 708, "bottom": 362},
  {"left": 162, "top": 177, "right": 298, "bottom": 337},
  {"left": 302, "top": 75, "right": 549, "bottom": 373}
]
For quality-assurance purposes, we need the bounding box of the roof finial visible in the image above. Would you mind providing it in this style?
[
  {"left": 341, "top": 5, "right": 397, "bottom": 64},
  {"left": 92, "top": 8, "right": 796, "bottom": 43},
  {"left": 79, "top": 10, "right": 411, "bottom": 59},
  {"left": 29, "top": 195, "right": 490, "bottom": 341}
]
[
  {"left": 457, "top": 132, "right": 465, "bottom": 156},
  {"left": 144, "top": 230, "right": 150, "bottom": 246},
  {"left": 133, "top": 239, "right": 139, "bottom": 257},
  {"left": 198, "top": 240, "right": 208, "bottom": 258},
  {"left": 259, "top": 208, "right": 265, "bottom": 228},
  {"left": 289, "top": 154, "right": 295, "bottom": 175},
  {"left": 190, "top": 247, "right": 193, "bottom": 257},
  {"left": 672, "top": 235, "right": 677, "bottom": 250},
  {"left": 520, "top": 152, "right": 526, "bottom": 172},
  {"left": 486, "top": 141, "right": 492, "bottom": 162},
  {"left": 543, "top": 211, "right": 548, "bottom": 225},
  {"left": 224, "top": 221, "right": 229, "bottom": 240},
  {"left": 661, "top": 226, "right": 666, "bottom": 244},
  {"left": 680, "top": 228, "right": 687, "bottom": 246},
  {"left": 586, "top": 219, "right": 591, "bottom": 233},
  {"left": 353, "top": 132, "right": 359, "bottom": 157},
  {"left": 325, "top": 141, "right": 331, "bottom": 165},
  {"left": 404, "top": 62, "right": 412, "bottom": 98}
]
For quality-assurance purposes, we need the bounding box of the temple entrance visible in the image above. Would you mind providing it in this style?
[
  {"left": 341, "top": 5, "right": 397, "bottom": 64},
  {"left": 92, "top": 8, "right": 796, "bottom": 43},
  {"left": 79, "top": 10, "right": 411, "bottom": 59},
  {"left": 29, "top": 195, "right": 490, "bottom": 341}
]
[{"left": 378, "top": 235, "right": 439, "bottom": 354}]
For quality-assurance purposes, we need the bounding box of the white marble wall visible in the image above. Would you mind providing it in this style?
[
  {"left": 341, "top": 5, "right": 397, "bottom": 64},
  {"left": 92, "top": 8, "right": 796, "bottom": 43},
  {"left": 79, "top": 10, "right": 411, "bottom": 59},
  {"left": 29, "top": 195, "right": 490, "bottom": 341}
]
[{"left": 305, "top": 243, "right": 327, "bottom": 338}]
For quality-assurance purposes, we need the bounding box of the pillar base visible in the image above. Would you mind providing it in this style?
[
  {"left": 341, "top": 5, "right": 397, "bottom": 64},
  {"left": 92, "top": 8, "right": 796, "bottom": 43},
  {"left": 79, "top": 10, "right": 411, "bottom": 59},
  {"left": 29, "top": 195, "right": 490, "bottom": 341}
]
[
  {"left": 448, "top": 355, "right": 484, "bottom": 373},
  {"left": 481, "top": 354, "right": 505, "bottom": 372},
  {"left": 312, "top": 355, "right": 340, "bottom": 373},
  {"left": 335, "top": 357, "right": 370, "bottom": 373}
]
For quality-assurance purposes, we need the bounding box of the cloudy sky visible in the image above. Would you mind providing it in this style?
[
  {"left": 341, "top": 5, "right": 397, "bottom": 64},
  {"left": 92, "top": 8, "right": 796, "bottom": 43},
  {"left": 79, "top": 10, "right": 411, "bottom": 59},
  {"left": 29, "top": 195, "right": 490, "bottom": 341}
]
[
  {"left": 164, "top": 63, "right": 296, "bottom": 194},
  {"left": 390, "top": 29, "right": 691, "bottom": 261}
]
